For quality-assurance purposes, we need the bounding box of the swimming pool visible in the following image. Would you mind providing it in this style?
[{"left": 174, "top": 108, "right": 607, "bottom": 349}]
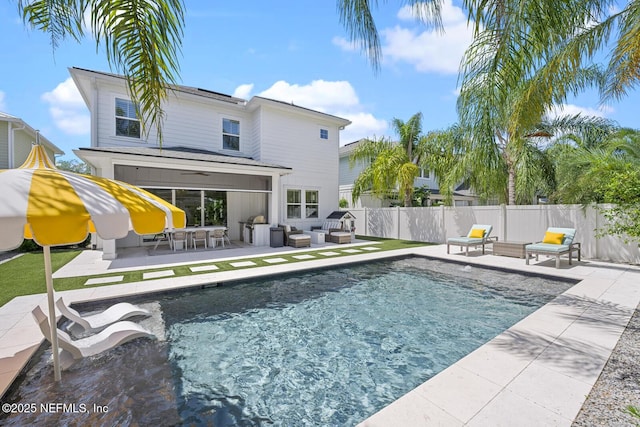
[{"left": 1, "top": 257, "right": 575, "bottom": 426}]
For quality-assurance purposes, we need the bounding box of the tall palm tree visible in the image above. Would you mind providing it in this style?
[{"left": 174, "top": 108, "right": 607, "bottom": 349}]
[
  {"left": 349, "top": 112, "right": 425, "bottom": 207},
  {"left": 417, "top": 124, "right": 467, "bottom": 206},
  {"left": 18, "top": 0, "right": 185, "bottom": 144}
]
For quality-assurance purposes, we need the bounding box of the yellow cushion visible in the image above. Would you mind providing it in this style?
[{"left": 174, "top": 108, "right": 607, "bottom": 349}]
[
  {"left": 542, "top": 231, "right": 565, "bottom": 245},
  {"left": 469, "top": 228, "right": 485, "bottom": 238}
]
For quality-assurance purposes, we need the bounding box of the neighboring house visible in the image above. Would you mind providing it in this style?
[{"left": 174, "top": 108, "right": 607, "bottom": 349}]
[
  {"left": 338, "top": 138, "right": 477, "bottom": 207},
  {"left": 0, "top": 112, "right": 63, "bottom": 169},
  {"left": 69, "top": 67, "right": 351, "bottom": 257}
]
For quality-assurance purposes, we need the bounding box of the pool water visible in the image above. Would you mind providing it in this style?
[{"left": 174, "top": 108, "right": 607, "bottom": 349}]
[{"left": 1, "top": 257, "right": 575, "bottom": 426}]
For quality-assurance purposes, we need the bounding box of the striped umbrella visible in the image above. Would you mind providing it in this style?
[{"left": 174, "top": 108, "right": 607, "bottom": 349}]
[{"left": 0, "top": 143, "right": 185, "bottom": 380}]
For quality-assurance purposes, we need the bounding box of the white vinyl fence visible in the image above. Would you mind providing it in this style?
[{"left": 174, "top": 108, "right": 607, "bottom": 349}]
[{"left": 348, "top": 204, "right": 640, "bottom": 264}]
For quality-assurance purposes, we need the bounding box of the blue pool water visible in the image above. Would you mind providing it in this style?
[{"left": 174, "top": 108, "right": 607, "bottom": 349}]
[{"left": 2, "top": 257, "right": 574, "bottom": 426}]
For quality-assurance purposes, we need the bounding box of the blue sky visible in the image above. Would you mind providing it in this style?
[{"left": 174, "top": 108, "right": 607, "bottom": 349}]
[{"left": 0, "top": 0, "right": 637, "bottom": 161}]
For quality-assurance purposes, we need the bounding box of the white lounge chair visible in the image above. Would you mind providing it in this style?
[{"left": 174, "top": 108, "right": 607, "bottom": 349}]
[
  {"left": 526, "top": 227, "right": 581, "bottom": 268},
  {"left": 56, "top": 297, "right": 150, "bottom": 334},
  {"left": 447, "top": 224, "right": 498, "bottom": 256},
  {"left": 32, "top": 306, "right": 155, "bottom": 370}
]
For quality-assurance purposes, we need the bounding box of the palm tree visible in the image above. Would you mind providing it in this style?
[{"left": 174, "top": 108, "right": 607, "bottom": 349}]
[
  {"left": 18, "top": 0, "right": 185, "bottom": 143},
  {"left": 337, "top": 1, "right": 640, "bottom": 101},
  {"left": 349, "top": 112, "right": 425, "bottom": 207},
  {"left": 418, "top": 125, "right": 467, "bottom": 206},
  {"left": 546, "top": 125, "right": 638, "bottom": 204}
]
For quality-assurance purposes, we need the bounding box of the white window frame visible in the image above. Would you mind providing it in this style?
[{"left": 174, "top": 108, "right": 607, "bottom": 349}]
[
  {"left": 286, "top": 189, "right": 302, "bottom": 219},
  {"left": 286, "top": 188, "right": 320, "bottom": 220},
  {"left": 222, "top": 117, "right": 240, "bottom": 151},
  {"left": 114, "top": 97, "right": 141, "bottom": 139}
]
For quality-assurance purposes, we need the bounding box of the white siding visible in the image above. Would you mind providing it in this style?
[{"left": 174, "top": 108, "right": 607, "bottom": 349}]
[
  {"left": 257, "top": 107, "right": 340, "bottom": 226},
  {"left": 0, "top": 122, "right": 8, "bottom": 168},
  {"left": 94, "top": 79, "right": 254, "bottom": 156}
]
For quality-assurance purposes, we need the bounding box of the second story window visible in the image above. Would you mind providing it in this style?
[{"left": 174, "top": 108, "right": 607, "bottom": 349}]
[
  {"left": 115, "top": 98, "right": 141, "bottom": 139},
  {"left": 320, "top": 129, "right": 328, "bottom": 139},
  {"left": 223, "top": 118, "right": 240, "bottom": 151}
]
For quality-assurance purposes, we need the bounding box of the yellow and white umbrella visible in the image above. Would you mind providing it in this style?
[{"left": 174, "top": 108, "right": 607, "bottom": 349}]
[{"left": 0, "top": 143, "right": 185, "bottom": 380}]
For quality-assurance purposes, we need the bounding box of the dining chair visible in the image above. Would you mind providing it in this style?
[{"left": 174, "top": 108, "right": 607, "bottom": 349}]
[
  {"left": 211, "top": 228, "right": 226, "bottom": 248},
  {"left": 192, "top": 229, "right": 208, "bottom": 249},
  {"left": 172, "top": 231, "right": 188, "bottom": 251}
]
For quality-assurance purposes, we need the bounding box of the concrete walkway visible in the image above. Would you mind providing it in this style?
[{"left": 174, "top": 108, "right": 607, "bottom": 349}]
[{"left": 1, "top": 244, "right": 639, "bottom": 426}]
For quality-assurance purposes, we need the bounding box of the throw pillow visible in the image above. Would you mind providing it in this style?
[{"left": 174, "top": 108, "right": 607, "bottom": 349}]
[
  {"left": 469, "top": 228, "right": 485, "bottom": 238},
  {"left": 542, "top": 231, "right": 565, "bottom": 245}
]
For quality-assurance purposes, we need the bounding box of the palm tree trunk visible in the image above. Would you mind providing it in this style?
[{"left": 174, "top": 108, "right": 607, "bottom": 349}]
[
  {"left": 404, "top": 188, "right": 413, "bottom": 207},
  {"left": 507, "top": 163, "right": 516, "bottom": 205}
]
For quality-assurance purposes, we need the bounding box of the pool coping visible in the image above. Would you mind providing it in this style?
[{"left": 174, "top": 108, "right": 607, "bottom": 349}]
[{"left": 1, "top": 244, "right": 639, "bottom": 426}]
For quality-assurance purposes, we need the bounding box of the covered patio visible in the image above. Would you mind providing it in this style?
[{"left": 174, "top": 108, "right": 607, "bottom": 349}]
[{"left": 75, "top": 146, "right": 292, "bottom": 259}]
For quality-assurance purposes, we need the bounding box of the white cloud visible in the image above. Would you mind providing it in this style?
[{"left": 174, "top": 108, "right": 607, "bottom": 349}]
[
  {"left": 334, "top": 0, "right": 474, "bottom": 74},
  {"left": 332, "top": 36, "right": 358, "bottom": 52},
  {"left": 339, "top": 112, "right": 388, "bottom": 143},
  {"left": 382, "top": 0, "right": 474, "bottom": 74},
  {"left": 258, "top": 80, "right": 360, "bottom": 112},
  {"left": 547, "top": 103, "right": 614, "bottom": 119},
  {"left": 237, "top": 80, "right": 388, "bottom": 142},
  {"left": 0, "top": 91, "right": 6, "bottom": 111},
  {"left": 233, "top": 83, "right": 254, "bottom": 99},
  {"left": 41, "top": 78, "right": 90, "bottom": 135}
]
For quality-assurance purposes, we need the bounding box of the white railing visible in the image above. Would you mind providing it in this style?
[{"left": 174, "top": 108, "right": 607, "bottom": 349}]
[{"left": 347, "top": 204, "right": 640, "bottom": 263}]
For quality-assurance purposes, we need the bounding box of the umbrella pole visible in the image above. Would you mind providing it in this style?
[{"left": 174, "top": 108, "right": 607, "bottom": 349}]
[{"left": 43, "top": 245, "right": 61, "bottom": 381}]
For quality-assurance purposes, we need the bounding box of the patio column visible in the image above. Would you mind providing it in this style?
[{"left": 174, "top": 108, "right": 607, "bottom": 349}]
[
  {"left": 100, "top": 162, "right": 118, "bottom": 260},
  {"left": 269, "top": 173, "right": 281, "bottom": 225},
  {"left": 102, "top": 239, "right": 117, "bottom": 260}
]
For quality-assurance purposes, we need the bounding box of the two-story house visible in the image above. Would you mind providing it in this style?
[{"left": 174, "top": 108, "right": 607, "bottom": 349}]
[
  {"left": 70, "top": 67, "right": 350, "bottom": 256},
  {"left": 0, "top": 112, "right": 63, "bottom": 169},
  {"left": 339, "top": 138, "right": 477, "bottom": 207}
]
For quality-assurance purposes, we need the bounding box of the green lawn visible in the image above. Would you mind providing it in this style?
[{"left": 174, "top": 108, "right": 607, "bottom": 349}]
[
  {"left": 0, "top": 250, "right": 83, "bottom": 307},
  {"left": 0, "top": 237, "right": 431, "bottom": 308}
]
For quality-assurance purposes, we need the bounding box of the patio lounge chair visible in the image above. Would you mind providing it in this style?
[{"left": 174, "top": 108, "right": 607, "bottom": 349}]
[
  {"left": 525, "top": 227, "right": 581, "bottom": 269},
  {"left": 447, "top": 224, "right": 498, "bottom": 256},
  {"left": 32, "top": 306, "right": 155, "bottom": 370},
  {"left": 56, "top": 297, "right": 151, "bottom": 334}
]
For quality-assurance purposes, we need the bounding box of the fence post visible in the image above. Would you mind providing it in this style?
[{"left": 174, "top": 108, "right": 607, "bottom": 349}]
[
  {"left": 364, "top": 207, "right": 368, "bottom": 236},
  {"left": 500, "top": 204, "right": 507, "bottom": 241},
  {"left": 440, "top": 204, "right": 446, "bottom": 243},
  {"left": 396, "top": 206, "right": 401, "bottom": 239}
]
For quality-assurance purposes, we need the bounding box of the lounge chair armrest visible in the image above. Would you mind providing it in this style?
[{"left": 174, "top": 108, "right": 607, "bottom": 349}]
[{"left": 486, "top": 236, "right": 498, "bottom": 243}]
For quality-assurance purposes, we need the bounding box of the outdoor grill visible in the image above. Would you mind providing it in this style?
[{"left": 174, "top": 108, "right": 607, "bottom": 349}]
[{"left": 244, "top": 215, "right": 266, "bottom": 243}]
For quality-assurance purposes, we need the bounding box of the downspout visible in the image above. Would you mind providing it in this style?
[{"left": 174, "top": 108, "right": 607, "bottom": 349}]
[
  {"left": 9, "top": 122, "right": 26, "bottom": 168},
  {"left": 91, "top": 77, "right": 99, "bottom": 147}
]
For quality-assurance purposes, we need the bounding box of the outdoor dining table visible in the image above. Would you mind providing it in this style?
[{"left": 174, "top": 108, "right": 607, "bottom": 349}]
[{"left": 167, "top": 226, "right": 228, "bottom": 250}]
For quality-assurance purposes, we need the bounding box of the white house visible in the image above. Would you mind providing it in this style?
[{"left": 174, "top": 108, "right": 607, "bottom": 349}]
[
  {"left": 339, "top": 139, "right": 477, "bottom": 207},
  {"left": 70, "top": 67, "right": 351, "bottom": 257},
  {"left": 0, "top": 112, "right": 63, "bottom": 169}
]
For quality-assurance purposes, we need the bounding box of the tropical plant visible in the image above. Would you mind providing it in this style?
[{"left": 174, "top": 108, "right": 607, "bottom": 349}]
[
  {"left": 349, "top": 112, "right": 424, "bottom": 207},
  {"left": 544, "top": 120, "right": 624, "bottom": 204},
  {"left": 18, "top": 0, "right": 185, "bottom": 144},
  {"left": 56, "top": 159, "right": 91, "bottom": 174},
  {"left": 418, "top": 125, "right": 467, "bottom": 206}
]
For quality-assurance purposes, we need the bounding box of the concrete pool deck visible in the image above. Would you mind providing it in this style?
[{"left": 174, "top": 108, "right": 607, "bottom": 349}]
[{"left": 1, "top": 243, "right": 639, "bottom": 425}]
